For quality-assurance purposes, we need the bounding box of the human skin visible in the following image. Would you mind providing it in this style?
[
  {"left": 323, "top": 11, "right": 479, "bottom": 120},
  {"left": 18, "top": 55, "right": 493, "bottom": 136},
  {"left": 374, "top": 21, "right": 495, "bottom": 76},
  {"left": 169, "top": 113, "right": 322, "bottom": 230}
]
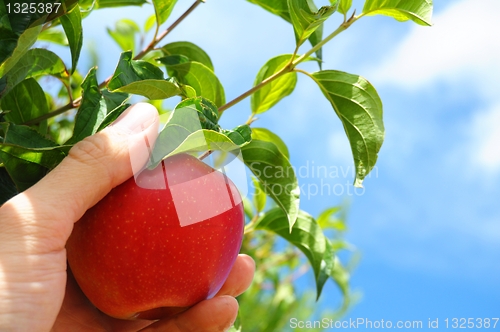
[{"left": 0, "top": 103, "right": 255, "bottom": 331}]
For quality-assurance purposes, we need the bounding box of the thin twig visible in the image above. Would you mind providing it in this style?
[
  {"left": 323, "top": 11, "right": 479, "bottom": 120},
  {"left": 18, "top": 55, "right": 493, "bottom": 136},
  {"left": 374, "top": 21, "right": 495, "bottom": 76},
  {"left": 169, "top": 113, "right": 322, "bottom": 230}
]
[
  {"left": 218, "top": 63, "right": 293, "bottom": 113},
  {"left": 24, "top": 102, "right": 76, "bottom": 125},
  {"left": 245, "top": 114, "right": 257, "bottom": 126},
  {"left": 198, "top": 149, "right": 214, "bottom": 161},
  {"left": 244, "top": 214, "right": 260, "bottom": 234},
  {"left": 134, "top": 0, "right": 204, "bottom": 60}
]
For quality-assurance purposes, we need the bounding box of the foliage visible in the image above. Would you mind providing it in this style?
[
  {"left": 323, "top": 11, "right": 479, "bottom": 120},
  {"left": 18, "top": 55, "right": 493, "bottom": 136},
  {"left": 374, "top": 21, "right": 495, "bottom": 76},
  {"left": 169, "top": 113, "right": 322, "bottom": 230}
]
[{"left": 0, "top": 0, "right": 433, "bottom": 329}]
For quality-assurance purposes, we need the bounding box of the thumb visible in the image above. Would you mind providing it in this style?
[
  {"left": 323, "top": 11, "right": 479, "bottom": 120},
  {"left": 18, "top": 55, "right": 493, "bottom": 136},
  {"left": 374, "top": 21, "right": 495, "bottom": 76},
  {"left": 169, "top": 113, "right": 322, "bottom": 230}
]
[{"left": 2, "top": 103, "right": 159, "bottom": 251}]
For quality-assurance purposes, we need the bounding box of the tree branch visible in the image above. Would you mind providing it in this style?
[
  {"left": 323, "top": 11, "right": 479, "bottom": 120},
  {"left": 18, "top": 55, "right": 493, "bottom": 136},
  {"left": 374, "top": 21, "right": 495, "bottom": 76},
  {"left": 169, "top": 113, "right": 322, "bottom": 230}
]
[
  {"left": 134, "top": 0, "right": 205, "bottom": 60},
  {"left": 218, "top": 63, "right": 292, "bottom": 114},
  {"left": 23, "top": 101, "right": 77, "bottom": 126},
  {"left": 218, "top": 14, "right": 359, "bottom": 115}
]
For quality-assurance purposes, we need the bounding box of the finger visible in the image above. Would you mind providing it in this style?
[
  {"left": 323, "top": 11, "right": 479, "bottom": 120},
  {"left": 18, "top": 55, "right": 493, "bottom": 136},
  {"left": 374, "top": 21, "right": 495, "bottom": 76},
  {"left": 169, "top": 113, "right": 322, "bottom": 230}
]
[
  {"left": 216, "top": 254, "right": 255, "bottom": 297},
  {"left": 36, "top": 102, "right": 159, "bottom": 221},
  {"left": 1, "top": 103, "right": 159, "bottom": 252},
  {"left": 53, "top": 270, "right": 154, "bottom": 332},
  {"left": 139, "top": 296, "right": 238, "bottom": 332}
]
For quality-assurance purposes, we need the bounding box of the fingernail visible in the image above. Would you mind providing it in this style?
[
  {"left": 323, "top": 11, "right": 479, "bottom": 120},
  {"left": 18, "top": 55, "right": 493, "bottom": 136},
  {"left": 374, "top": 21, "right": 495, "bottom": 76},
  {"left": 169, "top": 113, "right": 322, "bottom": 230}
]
[{"left": 111, "top": 103, "right": 158, "bottom": 134}]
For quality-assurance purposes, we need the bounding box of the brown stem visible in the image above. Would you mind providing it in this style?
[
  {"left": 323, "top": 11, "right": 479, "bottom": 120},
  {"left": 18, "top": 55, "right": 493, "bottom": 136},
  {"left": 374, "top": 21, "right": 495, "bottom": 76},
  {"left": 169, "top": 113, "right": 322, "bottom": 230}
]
[
  {"left": 134, "top": 0, "right": 204, "bottom": 60},
  {"left": 245, "top": 114, "right": 257, "bottom": 126},
  {"left": 24, "top": 101, "right": 77, "bottom": 126},
  {"left": 218, "top": 63, "right": 293, "bottom": 114},
  {"left": 198, "top": 149, "right": 214, "bottom": 161}
]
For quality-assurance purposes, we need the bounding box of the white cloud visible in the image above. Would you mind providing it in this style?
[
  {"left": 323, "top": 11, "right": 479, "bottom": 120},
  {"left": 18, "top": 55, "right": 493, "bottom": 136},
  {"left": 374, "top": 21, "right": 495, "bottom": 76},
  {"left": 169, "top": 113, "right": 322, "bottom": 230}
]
[
  {"left": 467, "top": 104, "right": 500, "bottom": 174},
  {"left": 370, "top": 0, "right": 500, "bottom": 175},
  {"left": 371, "top": 0, "right": 500, "bottom": 97}
]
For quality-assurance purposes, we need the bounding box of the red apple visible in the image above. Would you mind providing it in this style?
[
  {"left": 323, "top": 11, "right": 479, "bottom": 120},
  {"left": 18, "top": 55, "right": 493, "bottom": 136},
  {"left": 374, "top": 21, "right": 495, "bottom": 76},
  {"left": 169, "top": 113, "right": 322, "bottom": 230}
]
[{"left": 66, "top": 153, "right": 245, "bottom": 320}]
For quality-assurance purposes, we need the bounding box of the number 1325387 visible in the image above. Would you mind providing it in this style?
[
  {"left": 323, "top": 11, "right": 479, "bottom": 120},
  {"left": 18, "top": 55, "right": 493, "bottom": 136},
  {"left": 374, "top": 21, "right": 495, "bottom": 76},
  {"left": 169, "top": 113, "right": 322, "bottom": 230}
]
[{"left": 6, "top": 2, "right": 62, "bottom": 15}]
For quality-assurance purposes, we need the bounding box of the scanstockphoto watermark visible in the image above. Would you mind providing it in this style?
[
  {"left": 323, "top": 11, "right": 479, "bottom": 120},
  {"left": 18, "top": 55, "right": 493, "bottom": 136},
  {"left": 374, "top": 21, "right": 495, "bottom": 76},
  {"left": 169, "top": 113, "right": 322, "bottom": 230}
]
[
  {"left": 290, "top": 317, "right": 425, "bottom": 329},
  {"left": 248, "top": 161, "right": 379, "bottom": 199},
  {"left": 290, "top": 317, "right": 500, "bottom": 329}
]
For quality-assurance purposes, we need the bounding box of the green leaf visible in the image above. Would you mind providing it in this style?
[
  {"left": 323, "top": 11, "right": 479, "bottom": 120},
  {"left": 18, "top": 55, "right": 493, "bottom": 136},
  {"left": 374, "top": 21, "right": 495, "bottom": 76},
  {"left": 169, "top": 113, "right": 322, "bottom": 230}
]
[
  {"left": 96, "top": 0, "right": 148, "bottom": 7},
  {"left": 246, "top": 0, "right": 290, "bottom": 21},
  {"left": 95, "top": 90, "right": 131, "bottom": 131},
  {"left": 0, "top": 0, "right": 74, "bottom": 36},
  {"left": 58, "top": 69, "right": 84, "bottom": 101},
  {"left": 101, "top": 89, "right": 129, "bottom": 112},
  {"left": 0, "top": 28, "right": 18, "bottom": 66},
  {"left": 0, "top": 122, "right": 67, "bottom": 192},
  {"left": 337, "top": 0, "right": 353, "bottom": 15},
  {"left": 287, "top": 0, "right": 337, "bottom": 46},
  {"left": 141, "top": 49, "right": 164, "bottom": 67},
  {"left": 165, "top": 129, "right": 241, "bottom": 160},
  {"left": 316, "top": 238, "right": 351, "bottom": 303},
  {"left": 242, "top": 140, "right": 299, "bottom": 230},
  {"left": 318, "top": 238, "right": 350, "bottom": 303},
  {"left": 176, "top": 97, "right": 220, "bottom": 131},
  {"left": 0, "top": 23, "right": 42, "bottom": 77},
  {"left": 330, "top": 253, "right": 350, "bottom": 298},
  {"left": 108, "top": 51, "right": 164, "bottom": 90},
  {"left": 1, "top": 122, "right": 58, "bottom": 148},
  {"left": 251, "top": 128, "right": 289, "bottom": 160},
  {"left": 47, "top": 118, "right": 74, "bottom": 145},
  {"left": 3, "top": 7, "right": 32, "bottom": 35},
  {"left": 222, "top": 125, "right": 252, "bottom": 146},
  {"left": 0, "top": 9, "right": 48, "bottom": 66},
  {"left": 311, "top": 70, "right": 384, "bottom": 187},
  {"left": 161, "top": 41, "right": 214, "bottom": 71},
  {"left": 150, "top": 97, "right": 221, "bottom": 165},
  {"left": 0, "top": 48, "right": 68, "bottom": 98},
  {"left": 152, "top": 0, "right": 177, "bottom": 26},
  {"left": 111, "top": 79, "right": 180, "bottom": 100},
  {"left": 60, "top": 5, "right": 83, "bottom": 73},
  {"left": 107, "top": 52, "right": 180, "bottom": 99},
  {"left": 227, "top": 312, "right": 242, "bottom": 332},
  {"left": 255, "top": 208, "right": 326, "bottom": 292},
  {"left": 158, "top": 58, "right": 225, "bottom": 107},
  {"left": 304, "top": 0, "right": 330, "bottom": 67},
  {"left": 37, "top": 28, "right": 68, "bottom": 45},
  {"left": 158, "top": 54, "right": 190, "bottom": 66},
  {"left": 316, "top": 238, "right": 334, "bottom": 299},
  {"left": 251, "top": 54, "right": 297, "bottom": 114},
  {"left": 0, "top": 145, "right": 48, "bottom": 192},
  {"left": 144, "top": 14, "right": 156, "bottom": 32},
  {"left": 0, "top": 144, "right": 69, "bottom": 191},
  {"left": 317, "top": 206, "right": 346, "bottom": 231},
  {"left": 306, "top": 23, "right": 323, "bottom": 68},
  {"left": 0, "top": 167, "right": 18, "bottom": 205},
  {"left": 242, "top": 196, "right": 254, "bottom": 219},
  {"left": 252, "top": 176, "right": 267, "bottom": 213},
  {"left": 362, "top": 0, "right": 433, "bottom": 26},
  {"left": 97, "top": 103, "right": 131, "bottom": 132},
  {"left": 66, "top": 67, "right": 104, "bottom": 144},
  {"left": 0, "top": 78, "right": 49, "bottom": 125},
  {"left": 246, "top": 0, "right": 324, "bottom": 64},
  {"left": 0, "top": 3, "right": 13, "bottom": 31},
  {"left": 179, "top": 83, "right": 197, "bottom": 99},
  {"left": 106, "top": 18, "right": 140, "bottom": 52}
]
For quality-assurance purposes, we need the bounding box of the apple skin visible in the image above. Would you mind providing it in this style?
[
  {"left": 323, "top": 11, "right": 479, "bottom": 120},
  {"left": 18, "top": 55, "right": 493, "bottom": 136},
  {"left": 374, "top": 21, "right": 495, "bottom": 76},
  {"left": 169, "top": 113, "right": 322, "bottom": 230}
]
[{"left": 66, "top": 153, "right": 244, "bottom": 320}]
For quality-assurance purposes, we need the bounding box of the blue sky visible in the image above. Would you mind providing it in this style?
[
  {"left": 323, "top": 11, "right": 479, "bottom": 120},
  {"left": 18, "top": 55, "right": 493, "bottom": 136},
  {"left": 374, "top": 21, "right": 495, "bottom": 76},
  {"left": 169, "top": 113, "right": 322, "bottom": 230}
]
[{"left": 62, "top": 0, "right": 500, "bottom": 329}]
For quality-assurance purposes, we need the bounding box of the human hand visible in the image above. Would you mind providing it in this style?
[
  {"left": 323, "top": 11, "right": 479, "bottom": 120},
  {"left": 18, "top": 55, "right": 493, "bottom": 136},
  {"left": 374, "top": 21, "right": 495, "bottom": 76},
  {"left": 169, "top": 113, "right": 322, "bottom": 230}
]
[{"left": 0, "top": 103, "right": 255, "bottom": 331}]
